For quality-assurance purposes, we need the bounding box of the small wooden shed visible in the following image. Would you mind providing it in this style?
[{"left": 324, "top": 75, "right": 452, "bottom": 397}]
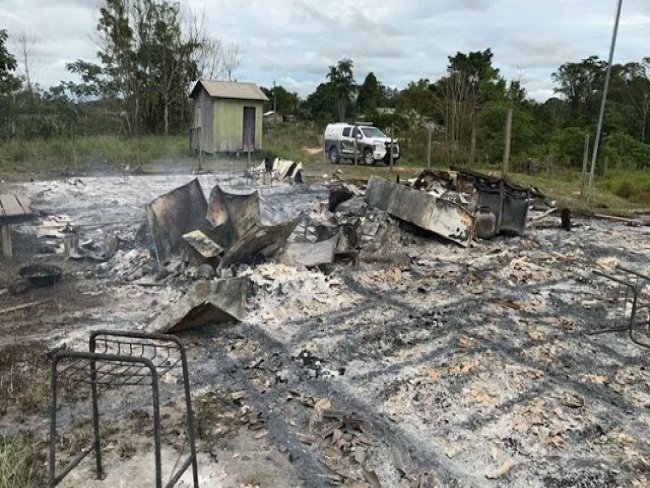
[{"left": 190, "top": 80, "right": 268, "bottom": 154}]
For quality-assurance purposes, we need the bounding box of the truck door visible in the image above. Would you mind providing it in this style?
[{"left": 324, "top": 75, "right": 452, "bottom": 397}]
[{"left": 340, "top": 127, "right": 354, "bottom": 155}]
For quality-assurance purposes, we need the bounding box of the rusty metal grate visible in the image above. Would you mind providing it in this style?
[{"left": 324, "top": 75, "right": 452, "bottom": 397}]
[{"left": 49, "top": 330, "right": 199, "bottom": 488}]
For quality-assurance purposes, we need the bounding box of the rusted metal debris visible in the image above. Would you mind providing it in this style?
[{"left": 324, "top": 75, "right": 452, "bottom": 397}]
[
  {"left": 182, "top": 230, "right": 224, "bottom": 259},
  {"left": 148, "top": 278, "right": 247, "bottom": 333},
  {"left": 250, "top": 157, "right": 304, "bottom": 183},
  {"left": 207, "top": 185, "right": 261, "bottom": 247},
  {"left": 218, "top": 217, "right": 300, "bottom": 271},
  {"left": 19, "top": 264, "right": 62, "bottom": 287},
  {"left": 146, "top": 181, "right": 301, "bottom": 273},
  {"left": 146, "top": 179, "right": 213, "bottom": 266},
  {"left": 365, "top": 176, "right": 475, "bottom": 247},
  {"left": 281, "top": 232, "right": 340, "bottom": 268},
  {"left": 64, "top": 234, "right": 119, "bottom": 261},
  {"left": 453, "top": 166, "right": 548, "bottom": 237}
]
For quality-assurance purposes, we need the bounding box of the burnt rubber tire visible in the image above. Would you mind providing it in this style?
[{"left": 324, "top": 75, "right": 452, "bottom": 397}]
[
  {"left": 364, "top": 148, "right": 375, "bottom": 166},
  {"left": 329, "top": 146, "right": 340, "bottom": 164}
]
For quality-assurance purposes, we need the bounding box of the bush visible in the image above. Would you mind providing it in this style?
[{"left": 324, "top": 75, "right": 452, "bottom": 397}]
[{"left": 616, "top": 180, "right": 633, "bottom": 199}]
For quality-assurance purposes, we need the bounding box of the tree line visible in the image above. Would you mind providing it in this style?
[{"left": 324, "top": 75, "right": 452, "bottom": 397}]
[
  {"left": 0, "top": 0, "right": 648, "bottom": 172},
  {"left": 0, "top": 0, "right": 240, "bottom": 142},
  {"left": 298, "top": 52, "right": 650, "bottom": 171}
]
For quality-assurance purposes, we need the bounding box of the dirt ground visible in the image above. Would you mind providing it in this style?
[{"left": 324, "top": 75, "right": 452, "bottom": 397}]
[{"left": 1, "top": 171, "right": 649, "bottom": 487}]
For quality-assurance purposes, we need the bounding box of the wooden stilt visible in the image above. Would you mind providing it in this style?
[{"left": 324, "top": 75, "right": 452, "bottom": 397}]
[{"left": 1, "top": 225, "right": 12, "bottom": 258}]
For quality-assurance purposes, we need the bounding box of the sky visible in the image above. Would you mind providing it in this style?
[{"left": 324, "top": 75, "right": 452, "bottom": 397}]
[{"left": 1, "top": 0, "right": 648, "bottom": 101}]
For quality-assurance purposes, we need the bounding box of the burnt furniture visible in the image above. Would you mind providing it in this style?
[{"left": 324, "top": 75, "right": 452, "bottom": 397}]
[{"left": 0, "top": 193, "right": 33, "bottom": 258}]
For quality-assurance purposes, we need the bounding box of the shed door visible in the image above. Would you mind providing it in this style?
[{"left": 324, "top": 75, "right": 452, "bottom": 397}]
[{"left": 243, "top": 106, "right": 256, "bottom": 150}]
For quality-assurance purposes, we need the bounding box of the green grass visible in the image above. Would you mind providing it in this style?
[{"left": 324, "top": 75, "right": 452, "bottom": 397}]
[
  {"left": 262, "top": 123, "right": 323, "bottom": 164},
  {"left": 0, "top": 135, "right": 189, "bottom": 180},
  {"left": 0, "top": 434, "right": 42, "bottom": 488}
]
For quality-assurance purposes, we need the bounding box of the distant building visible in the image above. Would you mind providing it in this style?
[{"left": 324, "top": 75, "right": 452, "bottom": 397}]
[{"left": 190, "top": 80, "right": 269, "bottom": 153}]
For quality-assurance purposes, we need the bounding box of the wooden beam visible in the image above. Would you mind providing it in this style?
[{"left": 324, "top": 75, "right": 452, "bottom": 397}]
[
  {"left": 15, "top": 194, "right": 31, "bottom": 213},
  {"left": 0, "top": 300, "right": 50, "bottom": 315},
  {"left": 0, "top": 194, "right": 24, "bottom": 217},
  {"left": 1, "top": 225, "right": 11, "bottom": 257}
]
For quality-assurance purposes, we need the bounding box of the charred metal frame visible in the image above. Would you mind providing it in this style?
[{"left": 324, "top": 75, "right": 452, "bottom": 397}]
[
  {"left": 587, "top": 266, "right": 650, "bottom": 348},
  {"left": 49, "top": 330, "right": 199, "bottom": 487}
]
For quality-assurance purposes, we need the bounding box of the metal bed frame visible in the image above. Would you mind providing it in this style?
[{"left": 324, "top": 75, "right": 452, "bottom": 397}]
[
  {"left": 587, "top": 265, "right": 650, "bottom": 348},
  {"left": 49, "top": 330, "right": 199, "bottom": 487}
]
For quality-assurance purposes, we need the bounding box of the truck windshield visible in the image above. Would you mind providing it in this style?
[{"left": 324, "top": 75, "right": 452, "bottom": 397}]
[{"left": 361, "top": 127, "right": 386, "bottom": 138}]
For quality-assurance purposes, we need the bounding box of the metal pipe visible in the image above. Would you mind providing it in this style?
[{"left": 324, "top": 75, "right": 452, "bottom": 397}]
[{"left": 588, "top": 0, "right": 624, "bottom": 201}]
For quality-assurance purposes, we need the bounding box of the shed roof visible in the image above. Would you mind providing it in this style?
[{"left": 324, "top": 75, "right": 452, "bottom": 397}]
[{"left": 190, "top": 80, "right": 269, "bottom": 101}]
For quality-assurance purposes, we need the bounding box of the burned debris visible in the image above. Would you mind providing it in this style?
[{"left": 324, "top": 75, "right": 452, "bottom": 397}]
[{"left": 2, "top": 166, "right": 649, "bottom": 488}]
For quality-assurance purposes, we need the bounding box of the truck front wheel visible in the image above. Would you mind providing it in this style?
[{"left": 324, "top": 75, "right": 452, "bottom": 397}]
[{"left": 364, "top": 149, "right": 375, "bottom": 166}]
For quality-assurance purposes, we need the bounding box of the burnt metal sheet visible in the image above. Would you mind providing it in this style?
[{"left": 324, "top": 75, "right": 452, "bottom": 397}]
[
  {"left": 476, "top": 179, "right": 529, "bottom": 236},
  {"left": 148, "top": 278, "right": 247, "bottom": 333},
  {"left": 218, "top": 216, "right": 301, "bottom": 271},
  {"left": 365, "top": 176, "right": 474, "bottom": 247},
  {"left": 146, "top": 179, "right": 212, "bottom": 266},
  {"left": 182, "top": 230, "right": 224, "bottom": 258},
  {"left": 206, "top": 185, "right": 261, "bottom": 247},
  {"left": 282, "top": 232, "right": 340, "bottom": 267}
]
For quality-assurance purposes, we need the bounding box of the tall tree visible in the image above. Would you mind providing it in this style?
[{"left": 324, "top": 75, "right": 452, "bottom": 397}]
[
  {"left": 327, "top": 58, "right": 355, "bottom": 121},
  {"left": 437, "top": 48, "right": 505, "bottom": 164},
  {"left": 552, "top": 56, "right": 606, "bottom": 117},
  {"left": 72, "top": 0, "right": 201, "bottom": 136},
  {"left": 261, "top": 84, "right": 300, "bottom": 114},
  {"left": 304, "top": 82, "right": 338, "bottom": 127},
  {"left": 0, "top": 29, "right": 21, "bottom": 141},
  {"left": 357, "top": 72, "right": 381, "bottom": 114},
  {"left": 0, "top": 29, "right": 20, "bottom": 95}
]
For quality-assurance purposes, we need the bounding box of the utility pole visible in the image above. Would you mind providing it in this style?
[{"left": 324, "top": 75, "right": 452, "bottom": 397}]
[
  {"left": 502, "top": 108, "right": 513, "bottom": 177},
  {"left": 588, "top": 0, "right": 624, "bottom": 201},
  {"left": 272, "top": 80, "right": 277, "bottom": 113}
]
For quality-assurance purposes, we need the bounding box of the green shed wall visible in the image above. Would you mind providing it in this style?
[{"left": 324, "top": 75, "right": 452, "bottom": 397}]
[{"left": 212, "top": 99, "right": 264, "bottom": 152}]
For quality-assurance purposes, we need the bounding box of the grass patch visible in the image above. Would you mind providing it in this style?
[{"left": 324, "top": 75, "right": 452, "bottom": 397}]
[
  {"left": 0, "top": 135, "right": 189, "bottom": 180},
  {"left": 262, "top": 123, "right": 323, "bottom": 164},
  {"left": 599, "top": 170, "right": 650, "bottom": 206},
  {"left": 0, "top": 434, "right": 44, "bottom": 488}
]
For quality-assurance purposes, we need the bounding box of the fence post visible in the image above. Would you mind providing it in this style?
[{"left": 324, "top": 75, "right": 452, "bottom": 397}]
[
  {"left": 580, "top": 134, "right": 590, "bottom": 202},
  {"left": 353, "top": 124, "right": 358, "bottom": 166},
  {"left": 501, "top": 108, "right": 513, "bottom": 177},
  {"left": 389, "top": 127, "right": 394, "bottom": 172},
  {"left": 427, "top": 127, "right": 432, "bottom": 169}
]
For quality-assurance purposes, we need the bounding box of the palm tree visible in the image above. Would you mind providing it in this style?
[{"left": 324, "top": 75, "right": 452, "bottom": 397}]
[{"left": 327, "top": 58, "right": 355, "bottom": 121}]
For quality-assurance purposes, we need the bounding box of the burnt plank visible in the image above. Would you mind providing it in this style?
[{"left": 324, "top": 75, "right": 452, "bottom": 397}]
[
  {"left": 0, "top": 194, "right": 26, "bottom": 218},
  {"left": 15, "top": 194, "right": 32, "bottom": 214}
]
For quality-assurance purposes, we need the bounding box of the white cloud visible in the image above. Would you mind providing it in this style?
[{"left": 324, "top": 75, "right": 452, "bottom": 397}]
[{"left": 1, "top": 0, "right": 648, "bottom": 100}]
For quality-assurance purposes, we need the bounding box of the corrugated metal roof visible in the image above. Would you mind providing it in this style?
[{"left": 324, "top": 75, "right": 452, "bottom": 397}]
[{"left": 190, "top": 80, "right": 269, "bottom": 101}]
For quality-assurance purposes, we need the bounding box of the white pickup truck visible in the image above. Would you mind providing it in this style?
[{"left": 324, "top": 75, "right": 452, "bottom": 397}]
[{"left": 324, "top": 123, "right": 400, "bottom": 165}]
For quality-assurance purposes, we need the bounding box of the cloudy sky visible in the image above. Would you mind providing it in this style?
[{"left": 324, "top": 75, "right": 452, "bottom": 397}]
[{"left": 1, "top": 0, "right": 648, "bottom": 101}]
